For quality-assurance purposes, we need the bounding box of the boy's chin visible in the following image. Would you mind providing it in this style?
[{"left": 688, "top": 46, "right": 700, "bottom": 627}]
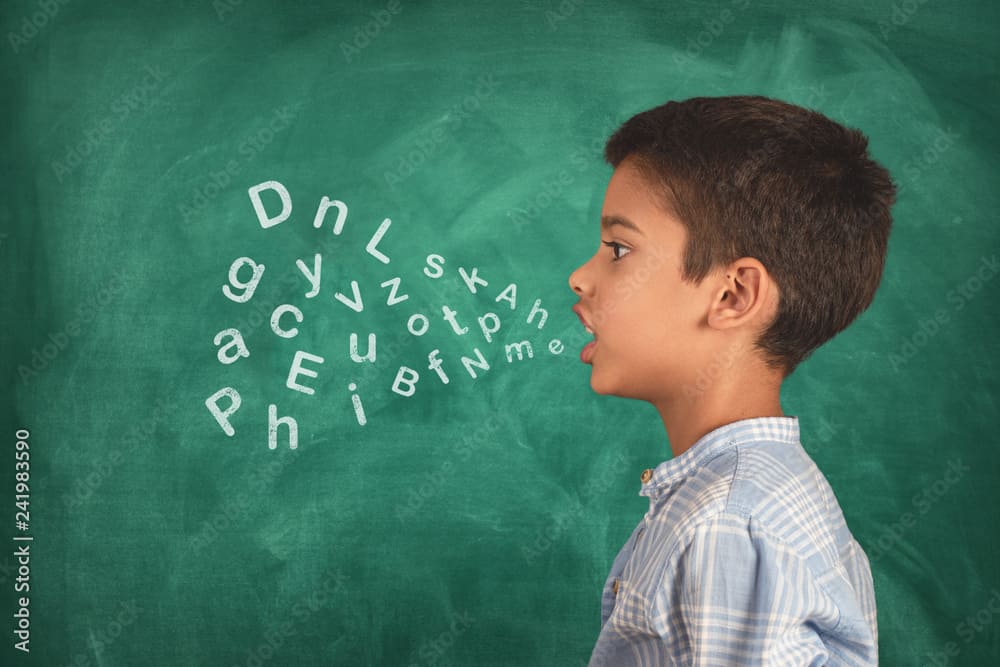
[
  {"left": 589, "top": 370, "right": 671, "bottom": 405},
  {"left": 589, "top": 372, "right": 642, "bottom": 399}
]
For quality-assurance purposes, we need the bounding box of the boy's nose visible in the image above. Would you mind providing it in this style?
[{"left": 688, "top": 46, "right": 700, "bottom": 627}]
[{"left": 568, "top": 260, "right": 593, "bottom": 296}]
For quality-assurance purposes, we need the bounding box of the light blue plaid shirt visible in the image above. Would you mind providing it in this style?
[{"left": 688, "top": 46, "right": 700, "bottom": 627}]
[{"left": 589, "top": 416, "right": 877, "bottom": 666}]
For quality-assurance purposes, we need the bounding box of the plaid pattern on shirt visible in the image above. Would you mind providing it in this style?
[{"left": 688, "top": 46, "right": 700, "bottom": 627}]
[{"left": 589, "top": 416, "right": 878, "bottom": 666}]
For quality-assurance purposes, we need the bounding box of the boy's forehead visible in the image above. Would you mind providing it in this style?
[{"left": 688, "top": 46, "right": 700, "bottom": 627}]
[{"left": 602, "top": 161, "right": 684, "bottom": 238}]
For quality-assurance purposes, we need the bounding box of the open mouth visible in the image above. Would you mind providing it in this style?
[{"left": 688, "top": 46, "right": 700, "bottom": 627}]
[{"left": 573, "top": 305, "right": 598, "bottom": 364}]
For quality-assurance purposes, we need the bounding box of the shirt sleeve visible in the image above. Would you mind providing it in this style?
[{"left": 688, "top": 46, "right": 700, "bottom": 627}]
[{"left": 651, "top": 512, "right": 868, "bottom": 666}]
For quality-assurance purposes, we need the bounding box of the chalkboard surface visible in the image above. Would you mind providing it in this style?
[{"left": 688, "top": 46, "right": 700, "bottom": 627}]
[{"left": 2, "top": 1, "right": 998, "bottom": 665}]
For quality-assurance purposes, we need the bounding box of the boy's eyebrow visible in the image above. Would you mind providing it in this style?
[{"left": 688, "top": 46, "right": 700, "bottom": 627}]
[{"left": 601, "top": 215, "right": 644, "bottom": 236}]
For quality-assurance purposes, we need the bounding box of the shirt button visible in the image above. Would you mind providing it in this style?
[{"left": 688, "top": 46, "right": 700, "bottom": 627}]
[
  {"left": 640, "top": 468, "right": 653, "bottom": 483},
  {"left": 612, "top": 579, "right": 620, "bottom": 594}
]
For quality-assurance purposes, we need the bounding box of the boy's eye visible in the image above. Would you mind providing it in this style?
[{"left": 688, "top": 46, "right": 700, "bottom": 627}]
[{"left": 602, "top": 240, "right": 631, "bottom": 261}]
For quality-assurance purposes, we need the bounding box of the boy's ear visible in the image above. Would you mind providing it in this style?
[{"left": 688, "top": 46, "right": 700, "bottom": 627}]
[{"left": 706, "top": 258, "right": 775, "bottom": 330}]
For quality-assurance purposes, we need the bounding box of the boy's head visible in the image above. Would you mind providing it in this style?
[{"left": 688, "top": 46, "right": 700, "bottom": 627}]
[{"left": 568, "top": 95, "right": 896, "bottom": 404}]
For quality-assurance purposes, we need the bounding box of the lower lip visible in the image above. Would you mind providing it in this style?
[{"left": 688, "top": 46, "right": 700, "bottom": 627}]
[{"left": 581, "top": 340, "right": 597, "bottom": 363}]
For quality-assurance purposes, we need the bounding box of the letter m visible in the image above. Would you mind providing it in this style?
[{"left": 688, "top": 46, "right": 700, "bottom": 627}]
[{"left": 504, "top": 341, "right": 534, "bottom": 363}]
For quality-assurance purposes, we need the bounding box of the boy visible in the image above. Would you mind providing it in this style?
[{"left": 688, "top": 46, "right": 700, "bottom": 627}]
[{"left": 568, "top": 95, "right": 895, "bottom": 665}]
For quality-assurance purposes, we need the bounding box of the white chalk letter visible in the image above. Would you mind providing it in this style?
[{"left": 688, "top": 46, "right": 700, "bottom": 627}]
[
  {"left": 349, "top": 332, "right": 376, "bottom": 363},
  {"left": 423, "top": 253, "right": 446, "bottom": 278},
  {"left": 222, "top": 257, "right": 266, "bottom": 303},
  {"left": 458, "top": 266, "right": 488, "bottom": 294},
  {"left": 526, "top": 298, "right": 548, "bottom": 329},
  {"left": 248, "top": 180, "right": 292, "bottom": 229},
  {"left": 271, "top": 304, "right": 303, "bottom": 338},
  {"left": 428, "top": 349, "right": 449, "bottom": 385},
  {"left": 312, "top": 196, "right": 348, "bottom": 235},
  {"left": 365, "top": 217, "right": 392, "bottom": 264},
  {"left": 287, "top": 351, "right": 325, "bottom": 395},
  {"left": 495, "top": 283, "right": 517, "bottom": 309},
  {"left": 206, "top": 387, "right": 242, "bottom": 436},
  {"left": 391, "top": 366, "right": 420, "bottom": 397},
  {"left": 478, "top": 312, "right": 501, "bottom": 343},
  {"left": 460, "top": 347, "right": 490, "bottom": 379},
  {"left": 213, "top": 328, "right": 250, "bottom": 364},
  {"left": 334, "top": 280, "right": 364, "bottom": 312},
  {"left": 268, "top": 404, "right": 298, "bottom": 450},
  {"left": 296, "top": 253, "right": 322, "bottom": 298},
  {"left": 380, "top": 276, "right": 409, "bottom": 306}
]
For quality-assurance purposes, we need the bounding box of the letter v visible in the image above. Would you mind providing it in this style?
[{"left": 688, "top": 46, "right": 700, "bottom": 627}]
[{"left": 334, "top": 280, "right": 364, "bottom": 312}]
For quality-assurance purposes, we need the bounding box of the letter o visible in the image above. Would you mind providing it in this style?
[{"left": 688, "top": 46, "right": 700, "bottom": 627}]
[{"left": 407, "top": 313, "right": 429, "bottom": 336}]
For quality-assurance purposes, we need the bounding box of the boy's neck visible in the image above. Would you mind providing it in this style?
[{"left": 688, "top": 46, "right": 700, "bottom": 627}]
[{"left": 654, "top": 376, "right": 785, "bottom": 458}]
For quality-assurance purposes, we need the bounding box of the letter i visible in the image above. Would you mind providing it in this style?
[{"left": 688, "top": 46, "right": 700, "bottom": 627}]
[{"left": 348, "top": 382, "right": 367, "bottom": 426}]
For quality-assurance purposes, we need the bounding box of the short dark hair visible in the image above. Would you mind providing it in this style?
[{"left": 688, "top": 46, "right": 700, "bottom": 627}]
[{"left": 604, "top": 95, "right": 897, "bottom": 378}]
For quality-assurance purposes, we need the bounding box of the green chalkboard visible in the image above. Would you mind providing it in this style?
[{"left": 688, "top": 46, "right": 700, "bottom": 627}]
[{"left": 2, "top": 1, "right": 998, "bottom": 665}]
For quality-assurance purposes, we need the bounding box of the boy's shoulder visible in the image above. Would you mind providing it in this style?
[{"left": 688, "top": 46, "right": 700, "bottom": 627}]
[{"left": 675, "top": 438, "right": 850, "bottom": 568}]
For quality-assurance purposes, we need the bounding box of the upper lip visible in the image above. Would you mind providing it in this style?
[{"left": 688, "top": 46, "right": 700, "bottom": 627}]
[{"left": 572, "top": 304, "right": 596, "bottom": 335}]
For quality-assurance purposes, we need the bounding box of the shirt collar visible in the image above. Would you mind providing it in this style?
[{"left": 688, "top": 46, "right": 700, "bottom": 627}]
[{"left": 639, "top": 416, "right": 800, "bottom": 498}]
